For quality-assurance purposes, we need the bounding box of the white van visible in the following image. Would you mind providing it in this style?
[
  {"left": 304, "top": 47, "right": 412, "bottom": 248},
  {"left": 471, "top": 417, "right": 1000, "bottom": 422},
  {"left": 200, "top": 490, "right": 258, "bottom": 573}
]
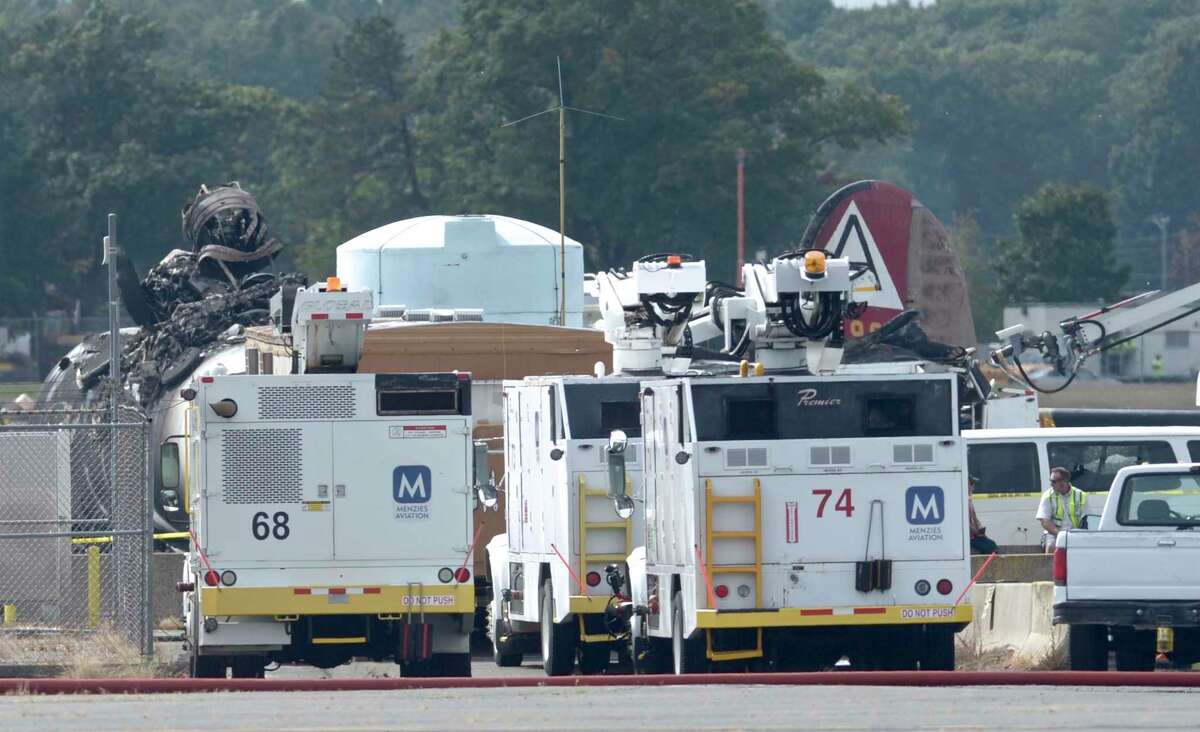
[{"left": 964, "top": 427, "right": 1200, "bottom": 549}]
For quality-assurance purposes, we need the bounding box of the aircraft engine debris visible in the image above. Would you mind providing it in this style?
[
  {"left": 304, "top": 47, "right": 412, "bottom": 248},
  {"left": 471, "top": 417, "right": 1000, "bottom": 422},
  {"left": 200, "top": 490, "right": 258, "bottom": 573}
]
[{"left": 43, "top": 183, "right": 306, "bottom": 408}]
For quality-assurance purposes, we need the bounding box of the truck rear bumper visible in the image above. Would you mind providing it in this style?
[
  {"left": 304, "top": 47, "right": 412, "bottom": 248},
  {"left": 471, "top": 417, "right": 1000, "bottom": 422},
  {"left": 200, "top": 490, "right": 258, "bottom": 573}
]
[
  {"left": 695, "top": 604, "right": 971, "bottom": 630},
  {"left": 1054, "top": 601, "right": 1200, "bottom": 628},
  {"left": 200, "top": 583, "right": 474, "bottom": 616}
]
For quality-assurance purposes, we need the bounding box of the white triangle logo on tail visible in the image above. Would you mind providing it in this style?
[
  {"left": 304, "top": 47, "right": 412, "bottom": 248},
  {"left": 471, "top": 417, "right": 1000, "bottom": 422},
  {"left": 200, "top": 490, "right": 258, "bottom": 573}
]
[{"left": 825, "top": 201, "right": 903, "bottom": 310}]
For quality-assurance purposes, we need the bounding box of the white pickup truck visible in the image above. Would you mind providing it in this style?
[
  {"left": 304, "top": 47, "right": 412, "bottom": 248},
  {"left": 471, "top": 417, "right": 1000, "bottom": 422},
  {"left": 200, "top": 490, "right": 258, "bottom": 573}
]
[{"left": 1054, "top": 463, "right": 1200, "bottom": 671}]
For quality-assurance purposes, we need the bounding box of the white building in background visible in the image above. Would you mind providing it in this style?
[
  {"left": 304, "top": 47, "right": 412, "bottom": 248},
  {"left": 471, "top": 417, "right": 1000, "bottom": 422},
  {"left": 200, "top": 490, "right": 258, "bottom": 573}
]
[
  {"left": 337, "top": 214, "right": 585, "bottom": 327},
  {"left": 1003, "top": 302, "right": 1200, "bottom": 380}
]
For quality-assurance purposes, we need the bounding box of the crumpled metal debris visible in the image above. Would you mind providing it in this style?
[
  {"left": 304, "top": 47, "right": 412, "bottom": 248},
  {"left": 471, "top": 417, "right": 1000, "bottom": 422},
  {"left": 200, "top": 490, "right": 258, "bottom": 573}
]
[{"left": 44, "top": 183, "right": 307, "bottom": 408}]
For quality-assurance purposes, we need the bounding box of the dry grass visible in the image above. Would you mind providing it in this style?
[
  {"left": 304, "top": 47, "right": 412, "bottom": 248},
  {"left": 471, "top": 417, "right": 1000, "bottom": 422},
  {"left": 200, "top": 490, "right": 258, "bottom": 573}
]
[
  {"left": 954, "top": 627, "right": 1069, "bottom": 671},
  {"left": 1039, "top": 382, "right": 1199, "bottom": 410},
  {"left": 59, "top": 630, "right": 184, "bottom": 679},
  {"left": 1016, "top": 638, "right": 1069, "bottom": 671},
  {"left": 955, "top": 633, "right": 1019, "bottom": 671},
  {"left": 0, "top": 629, "right": 184, "bottom": 678}
]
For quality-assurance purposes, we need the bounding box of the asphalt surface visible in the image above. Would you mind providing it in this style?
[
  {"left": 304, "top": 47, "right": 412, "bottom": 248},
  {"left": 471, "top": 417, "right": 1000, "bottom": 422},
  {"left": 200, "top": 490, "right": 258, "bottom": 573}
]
[{"left": 0, "top": 679, "right": 1197, "bottom": 731}]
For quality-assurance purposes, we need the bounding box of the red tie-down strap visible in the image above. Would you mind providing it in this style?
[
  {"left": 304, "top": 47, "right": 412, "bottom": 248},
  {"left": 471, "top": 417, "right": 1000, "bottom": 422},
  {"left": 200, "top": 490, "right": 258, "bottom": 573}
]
[
  {"left": 188, "top": 528, "right": 218, "bottom": 582},
  {"left": 550, "top": 543, "right": 588, "bottom": 595}
]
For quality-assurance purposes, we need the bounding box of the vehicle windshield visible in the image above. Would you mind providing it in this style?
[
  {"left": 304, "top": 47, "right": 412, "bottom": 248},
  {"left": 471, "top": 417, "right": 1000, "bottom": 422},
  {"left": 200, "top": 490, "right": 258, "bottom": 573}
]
[
  {"left": 1117, "top": 472, "right": 1200, "bottom": 527},
  {"left": 691, "top": 379, "right": 953, "bottom": 441},
  {"left": 564, "top": 382, "right": 642, "bottom": 438}
]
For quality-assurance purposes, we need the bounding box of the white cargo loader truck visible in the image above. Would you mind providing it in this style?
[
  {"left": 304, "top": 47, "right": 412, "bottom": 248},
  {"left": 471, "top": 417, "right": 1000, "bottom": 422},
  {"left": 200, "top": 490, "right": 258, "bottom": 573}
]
[
  {"left": 487, "top": 376, "right": 644, "bottom": 675},
  {"left": 486, "top": 254, "right": 706, "bottom": 675},
  {"left": 180, "top": 280, "right": 493, "bottom": 677},
  {"left": 607, "top": 251, "right": 973, "bottom": 674},
  {"left": 623, "top": 371, "right": 973, "bottom": 673}
]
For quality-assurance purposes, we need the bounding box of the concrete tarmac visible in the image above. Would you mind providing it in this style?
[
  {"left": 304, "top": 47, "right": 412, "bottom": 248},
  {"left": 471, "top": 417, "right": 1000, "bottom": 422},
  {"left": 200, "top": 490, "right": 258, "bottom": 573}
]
[{"left": 0, "top": 670, "right": 1197, "bottom": 731}]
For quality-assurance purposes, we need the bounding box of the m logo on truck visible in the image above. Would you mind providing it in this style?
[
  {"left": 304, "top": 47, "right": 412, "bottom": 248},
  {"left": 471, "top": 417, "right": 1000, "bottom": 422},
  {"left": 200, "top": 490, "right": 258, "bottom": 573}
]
[
  {"left": 905, "top": 486, "right": 945, "bottom": 542},
  {"left": 393, "top": 466, "right": 432, "bottom": 520},
  {"left": 905, "top": 486, "right": 943, "bottom": 525}
]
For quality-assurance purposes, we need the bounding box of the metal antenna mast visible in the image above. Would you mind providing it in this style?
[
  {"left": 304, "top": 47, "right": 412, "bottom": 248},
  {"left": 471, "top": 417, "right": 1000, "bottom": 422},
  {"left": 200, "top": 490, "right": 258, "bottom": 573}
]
[{"left": 503, "top": 56, "right": 622, "bottom": 326}]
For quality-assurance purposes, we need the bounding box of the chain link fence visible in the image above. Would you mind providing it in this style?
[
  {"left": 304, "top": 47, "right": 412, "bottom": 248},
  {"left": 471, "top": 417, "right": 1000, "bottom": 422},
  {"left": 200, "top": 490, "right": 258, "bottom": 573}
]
[{"left": 0, "top": 403, "right": 152, "bottom": 663}]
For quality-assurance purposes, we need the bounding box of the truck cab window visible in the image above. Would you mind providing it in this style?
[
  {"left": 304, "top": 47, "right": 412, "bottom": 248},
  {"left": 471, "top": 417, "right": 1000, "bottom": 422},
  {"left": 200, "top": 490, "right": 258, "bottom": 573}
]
[
  {"left": 726, "top": 399, "right": 775, "bottom": 440},
  {"left": 967, "top": 443, "right": 1039, "bottom": 493},
  {"left": 159, "top": 442, "right": 181, "bottom": 510},
  {"left": 863, "top": 396, "right": 916, "bottom": 437},
  {"left": 1047, "top": 441, "right": 1175, "bottom": 493},
  {"left": 600, "top": 401, "right": 641, "bottom": 438},
  {"left": 378, "top": 389, "right": 457, "bottom": 415},
  {"left": 564, "top": 383, "right": 642, "bottom": 438},
  {"left": 1118, "top": 473, "right": 1200, "bottom": 526}
]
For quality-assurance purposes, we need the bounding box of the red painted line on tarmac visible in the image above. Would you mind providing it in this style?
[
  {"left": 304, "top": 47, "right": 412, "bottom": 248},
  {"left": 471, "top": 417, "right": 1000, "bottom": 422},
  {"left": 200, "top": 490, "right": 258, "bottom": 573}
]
[{"left": 4, "top": 671, "right": 1200, "bottom": 695}]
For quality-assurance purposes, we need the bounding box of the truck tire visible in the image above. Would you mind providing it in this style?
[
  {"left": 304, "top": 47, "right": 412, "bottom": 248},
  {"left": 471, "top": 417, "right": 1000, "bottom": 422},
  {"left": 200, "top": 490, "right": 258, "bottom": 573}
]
[
  {"left": 879, "top": 628, "right": 919, "bottom": 670},
  {"left": 187, "top": 593, "right": 226, "bottom": 679},
  {"left": 919, "top": 624, "right": 955, "bottom": 671},
  {"left": 1067, "top": 625, "right": 1108, "bottom": 671},
  {"left": 399, "top": 658, "right": 434, "bottom": 677},
  {"left": 540, "top": 579, "right": 576, "bottom": 676},
  {"left": 633, "top": 635, "right": 671, "bottom": 674},
  {"left": 1114, "top": 628, "right": 1155, "bottom": 671},
  {"left": 487, "top": 601, "right": 523, "bottom": 667},
  {"left": 671, "top": 592, "right": 707, "bottom": 675},
  {"left": 435, "top": 652, "right": 472, "bottom": 678},
  {"left": 578, "top": 643, "right": 611, "bottom": 675},
  {"left": 189, "top": 649, "right": 226, "bottom": 679},
  {"left": 230, "top": 655, "right": 266, "bottom": 679}
]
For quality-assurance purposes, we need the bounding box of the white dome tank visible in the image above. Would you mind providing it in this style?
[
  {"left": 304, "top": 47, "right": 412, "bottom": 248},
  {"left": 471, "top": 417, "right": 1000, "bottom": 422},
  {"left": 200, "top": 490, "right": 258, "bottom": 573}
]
[{"left": 337, "top": 214, "right": 584, "bottom": 327}]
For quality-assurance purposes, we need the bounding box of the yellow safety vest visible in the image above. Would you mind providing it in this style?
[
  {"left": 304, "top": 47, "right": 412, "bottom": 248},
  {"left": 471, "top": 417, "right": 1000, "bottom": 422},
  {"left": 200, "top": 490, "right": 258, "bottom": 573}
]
[{"left": 1043, "top": 486, "right": 1086, "bottom": 528}]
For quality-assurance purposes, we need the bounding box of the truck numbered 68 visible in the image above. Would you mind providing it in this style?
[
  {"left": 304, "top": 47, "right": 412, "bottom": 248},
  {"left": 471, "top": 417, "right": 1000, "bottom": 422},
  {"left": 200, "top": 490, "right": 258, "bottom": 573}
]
[
  {"left": 180, "top": 281, "right": 490, "bottom": 677},
  {"left": 623, "top": 372, "right": 973, "bottom": 673}
]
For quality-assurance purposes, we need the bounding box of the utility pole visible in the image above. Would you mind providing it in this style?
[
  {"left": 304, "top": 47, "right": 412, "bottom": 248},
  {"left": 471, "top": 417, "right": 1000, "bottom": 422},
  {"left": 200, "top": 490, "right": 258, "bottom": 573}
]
[
  {"left": 736, "top": 148, "right": 746, "bottom": 288},
  {"left": 1149, "top": 213, "right": 1171, "bottom": 290},
  {"left": 104, "top": 213, "right": 119, "bottom": 426},
  {"left": 503, "top": 58, "right": 622, "bottom": 326}
]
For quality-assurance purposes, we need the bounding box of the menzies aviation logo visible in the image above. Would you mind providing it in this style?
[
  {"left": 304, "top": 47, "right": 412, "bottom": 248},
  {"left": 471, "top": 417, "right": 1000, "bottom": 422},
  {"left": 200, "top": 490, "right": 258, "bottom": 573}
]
[
  {"left": 905, "top": 485, "right": 944, "bottom": 542},
  {"left": 393, "top": 465, "right": 432, "bottom": 520}
]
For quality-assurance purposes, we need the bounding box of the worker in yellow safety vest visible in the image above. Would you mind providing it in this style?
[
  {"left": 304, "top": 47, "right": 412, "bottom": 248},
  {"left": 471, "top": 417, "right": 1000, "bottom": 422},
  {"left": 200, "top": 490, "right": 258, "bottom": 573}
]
[{"left": 1035, "top": 466, "right": 1089, "bottom": 553}]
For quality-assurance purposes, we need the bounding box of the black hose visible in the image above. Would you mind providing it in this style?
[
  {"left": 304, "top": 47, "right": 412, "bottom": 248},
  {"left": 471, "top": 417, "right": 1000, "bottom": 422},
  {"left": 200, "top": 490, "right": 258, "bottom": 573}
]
[{"left": 1013, "top": 355, "right": 1080, "bottom": 394}]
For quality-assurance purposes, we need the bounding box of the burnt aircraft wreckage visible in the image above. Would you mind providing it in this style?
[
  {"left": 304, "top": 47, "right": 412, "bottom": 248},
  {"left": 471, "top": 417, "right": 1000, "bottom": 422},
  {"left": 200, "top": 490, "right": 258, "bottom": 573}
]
[
  {"left": 40, "top": 183, "right": 307, "bottom": 535},
  {"left": 45, "top": 183, "right": 305, "bottom": 407}
]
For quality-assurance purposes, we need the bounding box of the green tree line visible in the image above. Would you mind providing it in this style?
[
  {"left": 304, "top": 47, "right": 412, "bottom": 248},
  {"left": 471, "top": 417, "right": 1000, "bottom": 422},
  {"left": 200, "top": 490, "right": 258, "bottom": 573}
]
[
  {"left": 0, "top": 0, "right": 904, "bottom": 318},
  {"left": 767, "top": 0, "right": 1200, "bottom": 331},
  {"left": 1, "top": 0, "right": 1196, "bottom": 339}
]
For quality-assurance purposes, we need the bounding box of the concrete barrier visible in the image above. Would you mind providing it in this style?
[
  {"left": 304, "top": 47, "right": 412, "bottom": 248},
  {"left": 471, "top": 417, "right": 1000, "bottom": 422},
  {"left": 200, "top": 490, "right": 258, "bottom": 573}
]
[
  {"left": 1022, "top": 580, "right": 1065, "bottom": 663},
  {"left": 971, "top": 553, "right": 1052, "bottom": 583},
  {"left": 961, "top": 581, "right": 1065, "bottom": 667}
]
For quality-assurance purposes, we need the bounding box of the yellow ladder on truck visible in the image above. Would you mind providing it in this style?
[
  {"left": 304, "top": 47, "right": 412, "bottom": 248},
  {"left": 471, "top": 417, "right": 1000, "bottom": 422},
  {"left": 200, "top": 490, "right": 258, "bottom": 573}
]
[
  {"left": 577, "top": 474, "right": 633, "bottom": 642},
  {"left": 704, "top": 478, "right": 763, "bottom": 662}
]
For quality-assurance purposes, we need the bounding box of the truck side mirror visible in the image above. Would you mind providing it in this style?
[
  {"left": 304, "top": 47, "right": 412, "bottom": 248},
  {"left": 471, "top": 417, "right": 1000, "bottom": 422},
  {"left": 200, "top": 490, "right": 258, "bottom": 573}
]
[
  {"left": 473, "top": 441, "right": 498, "bottom": 509},
  {"left": 606, "top": 430, "right": 633, "bottom": 519}
]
